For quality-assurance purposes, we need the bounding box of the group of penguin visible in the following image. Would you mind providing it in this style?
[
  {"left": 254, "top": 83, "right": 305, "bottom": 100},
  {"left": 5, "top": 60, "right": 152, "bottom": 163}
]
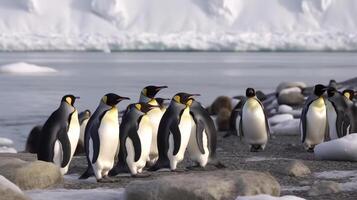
[
  {"left": 300, "top": 84, "right": 357, "bottom": 151},
  {"left": 37, "top": 86, "right": 225, "bottom": 182}
]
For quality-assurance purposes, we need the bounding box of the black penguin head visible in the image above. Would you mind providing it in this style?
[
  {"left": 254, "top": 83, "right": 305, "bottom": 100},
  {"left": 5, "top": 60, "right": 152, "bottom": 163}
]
[
  {"left": 342, "top": 89, "right": 355, "bottom": 101},
  {"left": 83, "top": 109, "right": 91, "bottom": 117},
  {"left": 313, "top": 84, "right": 327, "bottom": 96},
  {"left": 328, "top": 79, "right": 337, "bottom": 89},
  {"left": 246, "top": 88, "right": 256, "bottom": 98},
  {"left": 141, "top": 85, "right": 168, "bottom": 98},
  {"left": 173, "top": 93, "right": 200, "bottom": 106},
  {"left": 61, "top": 95, "right": 79, "bottom": 106},
  {"left": 102, "top": 93, "right": 130, "bottom": 107},
  {"left": 327, "top": 87, "right": 337, "bottom": 98},
  {"left": 155, "top": 98, "right": 170, "bottom": 108},
  {"left": 134, "top": 103, "right": 158, "bottom": 113}
]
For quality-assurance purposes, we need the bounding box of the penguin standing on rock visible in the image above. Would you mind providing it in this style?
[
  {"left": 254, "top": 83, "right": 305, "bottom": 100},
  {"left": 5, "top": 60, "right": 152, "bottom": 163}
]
[
  {"left": 301, "top": 84, "right": 328, "bottom": 152},
  {"left": 80, "top": 93, "right": 129, "bottom": 182},
  {"left": 149, "top": 93, "right": 200, "bottom": 171},
  {"left": 139, "top": 85, "right": 168, "bottom": 165},
  {"left": 111, "top": 103, "right": 157, "bottom": 177},
  {"left": 37, "top": 95, "right": 80, "bottom": 175},
  {"left": 239, "top": 88, "right": 270, "bottom": 152}
]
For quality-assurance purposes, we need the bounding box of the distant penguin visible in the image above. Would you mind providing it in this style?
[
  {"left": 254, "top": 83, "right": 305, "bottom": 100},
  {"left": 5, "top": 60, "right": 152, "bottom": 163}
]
[
  {"left": 240, "top": 88, "right": 270, "bottom": 152},
  {"left": 301, "top": 84, "right": 328, "bottom": 151},
  {"left": 226, "top": 96, "right": 246, "bottom": 137},
  {"left": 149, "top": 93, "right": 199, "bottom": 171},
  {"left": 111, "top": 103, "right": 156, "bottom": 177},
  {"left": 79, "top": 93, "right": 129, "bottom": 182},
  {"left": 37, "top": 95, "right": 80, "bottom": 175},
  {"left": 326, "top": 87, "right": 350, "bottom": 140},
  {"left": 76, "top": 110, "right": 91, "bottom": 153},
  {"left": 187, "top": 100, "right": 219, "bottom": 168},
  {"left": 341, "top": 89, "right": 356, "bottom": 134},
  {"left": 139, "top": 85, "right": 167, "bottom": 165},
  {"left": 342, "top": 89, "right": 355, "bottom": 101}
]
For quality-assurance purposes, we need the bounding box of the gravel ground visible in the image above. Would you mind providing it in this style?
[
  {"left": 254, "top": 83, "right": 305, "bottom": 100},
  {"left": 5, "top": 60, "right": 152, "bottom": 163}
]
[{"left": 3, "top": 132, "right": 357, "bottom": 200}]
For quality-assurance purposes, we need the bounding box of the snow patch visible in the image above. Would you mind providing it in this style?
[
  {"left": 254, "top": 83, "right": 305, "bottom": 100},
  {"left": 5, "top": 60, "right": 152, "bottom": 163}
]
[
  {"left": 0, "top": 62, "right": 57, "bottom": 75},
  {"left": 314, "top": 170, "right": 357, "bottom": 192},
  {"left": 26, "top": 188, "right": 125, "bottom": 200},
  {"left": 0, "top": 146, "right": 17, "bottom": 153},
  {"left": 236, "top": 194, "right": 306, "bottom": 200},
  {"left": 0, "top": 137, "right": 14, "bottom": 146},
  {"left": 315, "top": 133, "right": 357, "bottom": 161},
  {"left": 269, "top": 114, "right": 294, "bottom": 126},
  {"left": 91, "top": 0, "right": 127, "bottom": 27}
]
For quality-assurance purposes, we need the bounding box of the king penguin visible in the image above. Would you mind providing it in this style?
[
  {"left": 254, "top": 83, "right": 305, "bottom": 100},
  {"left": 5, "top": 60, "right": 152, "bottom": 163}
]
[
  {"left": 301, "top": 84, "right": 328, "bottom": 151},
  {"left": 37, "top": 95, "right": 80, "bottom": 175},
  {"left": 79, "top": 93, "right": 129, "bottom": 182},
  {"left": 112, "top": 103, "right": 157, "bottom": 177},
  {"left": 326, "top": 87, "right": 350, "bottom": 140},
  {"left": 149, "top": 93, "right": 199, "bottom": 171},
  {"left": 187, "top": 99, "right": 222, "bottom": 169},
  {"left": 77, "top": 110, "right": 91, "bottom": 153},
  {"left": 240, "top": 88, "right": 270, "bottom": 152},
  {"left": 139, "top": 85, "right": 168, "bottom": 165}
]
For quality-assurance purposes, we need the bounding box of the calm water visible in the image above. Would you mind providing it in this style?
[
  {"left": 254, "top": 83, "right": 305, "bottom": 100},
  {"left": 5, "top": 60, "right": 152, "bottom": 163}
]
[{"left": 0, "top": 52, "right": 356, "bottom": 150}]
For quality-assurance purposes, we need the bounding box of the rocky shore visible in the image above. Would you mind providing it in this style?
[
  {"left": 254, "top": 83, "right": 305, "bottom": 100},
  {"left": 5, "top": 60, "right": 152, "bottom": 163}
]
[{"left": 1, "top": 77, "right": 357, "bottom": 200}]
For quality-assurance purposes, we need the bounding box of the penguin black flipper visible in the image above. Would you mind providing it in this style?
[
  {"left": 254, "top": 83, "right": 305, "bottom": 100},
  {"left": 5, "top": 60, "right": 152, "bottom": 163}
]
[
  {"left": 239, "top": 112, "right": 244, "bottom": 140},
  {"left": 170, "top": 121, "right": 182, "bottom": 156},
  {"left": 130, "top": 119, "right": 142, "bottom": 162},
  {"left": 190, "top": 112, "right": 205, "bottom": 154},
  {"left": 301, "top": 96, "right": 315, "bottom": 143},
  {"left": 257, "top": 100, "right": 271, "bottom": 137},
  {"left": 57, "top": 125, "right": 71, "bottom": 168},
  {"left": 90, "top": 112, "right": 106, "bottom": 164}
]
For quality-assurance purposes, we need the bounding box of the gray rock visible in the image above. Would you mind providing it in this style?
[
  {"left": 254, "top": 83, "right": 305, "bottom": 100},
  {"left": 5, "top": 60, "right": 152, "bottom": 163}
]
[
  {"left": 278, "top": 88, "right": 305, "bottom": 106},
  {"left": 276, "top": 82, "right": 307, "bottom": 93},
  {"left": 308, "top": 181, "right": 341, "bottom": 196},
  {"left": 209, "top": 96, "right": 232, "bottom": 115},
  {"left": 216, "top": 108, "right": 231, "bottom": 131},
  {"left": 0, "top": 157, "right": 62, "bottom": 190},
  {"left": 125, "top": 170, "right": 281, "bottom": 200},
  {"left": 278, "top": 105, "right": 293, "bottom": 113},
  {"left": 268, "top": 114, "right": 294, "bottom": 126},
  {"left": 0, "top": 175, "right": 29, "bottom": 200},
  {"left": 278, "top": 160, "right": 311, "bottom": 177},
  {"left": 271, "top": 119, "right": 300, "bottom": 135}
]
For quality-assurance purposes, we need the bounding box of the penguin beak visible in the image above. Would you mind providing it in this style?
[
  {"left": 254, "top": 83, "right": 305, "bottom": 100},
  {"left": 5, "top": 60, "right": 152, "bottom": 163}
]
[
  {"left": 156, "top": 86, "right": 168, "bottom": 91},
  {"left": 117, "top": 96, "right": 130, "bottom": 101},
  {"left": 75, "top": 96, "right": 80, "bottom": 99},
  {"left": 188, "top": 94, "right": 200, "bottom": 98}
]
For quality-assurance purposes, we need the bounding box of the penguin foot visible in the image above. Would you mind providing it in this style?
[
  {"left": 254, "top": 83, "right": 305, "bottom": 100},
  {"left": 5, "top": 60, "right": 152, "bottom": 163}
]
[
  {"left": 186, "top": 164, "right": 204, "bottom": 171},
  {"left": 131, "top": 173, "right": 151, "bottom": 178},
  {"left": 250, "top": 145, "right": 263, "bottom": 152},
  {"left": 307, "top": 147, "right": 315, "bottom": 153},
  {"left": 108, "top": 165, "right": 130, "bottom": 177},
  {"left": 97, "top": 176, "right": 116, "bottom": 183}
]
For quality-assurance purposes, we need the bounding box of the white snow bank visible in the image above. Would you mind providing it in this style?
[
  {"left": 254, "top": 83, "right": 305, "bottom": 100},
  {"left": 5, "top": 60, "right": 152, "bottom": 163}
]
[
  {"left": 315, "top": 133, "right": 357, "bottom": 161},
  {"left": 0, "top": 0, "right": 356, "bottom": 51},
  {"left": 269, "top": 114, "right": 294, "bottom": 126},
  {"left": 0, "top": 175, "right": 24, "bottom": 195},
  {"left": 271, "top": 119, "right": 300, "bottom": 135},
  {"left": 0, "top": 62, "right": 57, "bottom": 75},
  {"left": 26, "top": 188, "right": 125, "bottom": 200},
  {"left": 236, "top": 195, "right": 306, "bottom": 200},
  {"left": 0, "top": 147, "right": 17, "bottom": 153},
  {"left": 314, "top": 170, "right": 357, "bottom": 192}
]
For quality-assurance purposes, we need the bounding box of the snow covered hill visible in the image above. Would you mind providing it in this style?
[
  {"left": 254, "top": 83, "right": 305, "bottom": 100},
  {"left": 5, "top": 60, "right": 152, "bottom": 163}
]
[{"left": 0, "top": 0, "right": 356, "bottom": 51}]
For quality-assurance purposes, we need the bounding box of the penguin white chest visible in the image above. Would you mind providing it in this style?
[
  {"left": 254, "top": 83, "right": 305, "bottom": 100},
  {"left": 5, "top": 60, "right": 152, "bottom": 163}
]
[
  {"left": 147, "top": 108, "right": 164, "bottom": 157},
  {"left": 242, "top": 99, "right": 267, "bottom": 144},
  {"left": 326, "top": 100, "right": 338, "bottom": 140},
  {"left": 67, "top": 110, "right": 80, "bottom": 156},
  {"left": 96, "top": 108, "right": 119, "bottom": 168},
  {"left": 305, "top": 98, "right": 327, "bottom": 147},
  {"left": 187, "top": 117, "right": 209, "bottom": 167}
]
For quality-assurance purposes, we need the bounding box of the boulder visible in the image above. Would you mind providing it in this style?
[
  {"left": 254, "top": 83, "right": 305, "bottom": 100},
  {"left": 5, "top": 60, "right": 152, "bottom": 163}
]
[
  {"left": 271, "top": 119, "right": 300, "bottom": 135},
  {"left": 277, "top": 87, "right": 305, "bottom": 106},
  {"left": 308, "top": 181, "right": 341, "bottom": 196},
  {"left": 125, "top": 170, "right": 281, "bottom": 200},
  {"left": 275, "top": 160, "right": 311, "bottom": 177},
  {"left": 278, "top": 105, "right": 293, "bottom": 113},
  {"left": 276, "top": 82, "right": 307, "bottom": 93},
  {"left": 0, "top": 157, "right": 62, "bottom": 190},
  {"left": 25, "top": 125, "right": 42, "bottom": 153},
  {"left": 0, "top": 175, "right": 29, "bottom": 200},
  {"left": 268, "top": 114, "right": 294, "bottom": 126},
  {"left": 216, "top": 108, "right": 231, "bottom": 131},
  {"left": 209, "top": 96, "right": 232, "bottom": 115}
]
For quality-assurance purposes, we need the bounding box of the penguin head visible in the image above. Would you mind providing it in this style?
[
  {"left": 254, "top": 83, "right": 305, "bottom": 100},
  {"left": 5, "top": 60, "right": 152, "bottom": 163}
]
[
  {"left": 313, "top": 84, "right": 327, "bottom": 97},
  {"left": 342, "top": 89, "right": 355, "bottom": 101},
  {"left": 246, "top": 88, "right": 256, "bottom": 98},
  {"left": 173, "top": 93, "right": 200, "bottom": 106},
  {"left": 134, "top": 103, "right": 158, "bottom": 113},
  {"left": 327, "top": 87, "right": 338, "bottom": 98},
  {"left": 61, "top": 95, "right": 79, "bottom": 106},
  {"left": 102, "top": 93, "right": 130, "bottom": 107},
  {"left": 328, "top": 79, "right": 337, "bottom": 89},
  {"left": 83, "top": 109, "right": 91, "bottom": 117},
  {"left": 141, "top": 85, "right": 168, "bottom": 99}
]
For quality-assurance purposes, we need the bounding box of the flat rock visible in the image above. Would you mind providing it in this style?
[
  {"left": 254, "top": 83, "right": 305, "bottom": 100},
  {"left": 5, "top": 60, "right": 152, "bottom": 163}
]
[
  {"left": 125, "top": 170, "right": 281, "bottom": 200},
  {"left": 278, "top": 105, "right": 293, "bottom": 113},
  {"left": 269, "top": 114, "right": 294, "bottom": 126},
  {"left": 275, "top": 160, "right": 311, "bottom": 177},
  {"left": 278, "top": 87, "right": 305, "bottom": 106},
  {"left": 0, "top": 157, "right": 63, "bottom": 190},
  {"left": 308, "top": 181, "right": 341, "bottom": 196},
  {"left": 0, "top": 175, "right": 29, "bottom": 200},
  {"left": 276, "top": 82, "right": 307, "bottom": 93}
]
